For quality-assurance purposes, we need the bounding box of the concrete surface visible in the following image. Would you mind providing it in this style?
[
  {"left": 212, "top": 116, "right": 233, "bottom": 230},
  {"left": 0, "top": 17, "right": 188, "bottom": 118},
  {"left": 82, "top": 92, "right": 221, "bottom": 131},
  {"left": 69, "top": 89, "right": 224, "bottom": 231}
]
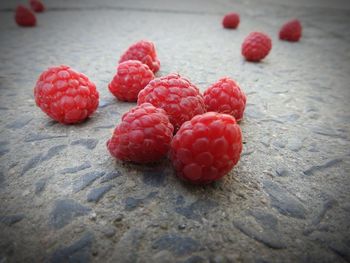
[{"left": 0, "top": 0, "right": 350, "bottom": 262}]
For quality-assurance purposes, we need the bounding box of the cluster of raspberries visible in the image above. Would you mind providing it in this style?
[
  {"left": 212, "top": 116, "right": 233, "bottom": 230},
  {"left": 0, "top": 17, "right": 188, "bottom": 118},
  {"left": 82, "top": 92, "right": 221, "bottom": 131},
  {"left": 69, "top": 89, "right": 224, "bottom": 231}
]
[
  {"left": 34, "top": 40, "right": 247, "bottom": 184},
  {"left": 32, "top": 11, "right": 302, "bottom": 184},
  {"left": 222, "top": 13, "right": 302, "bottom": 61},
  {"left": 106, "top": 63, "right": 246, "bottom": 184}
]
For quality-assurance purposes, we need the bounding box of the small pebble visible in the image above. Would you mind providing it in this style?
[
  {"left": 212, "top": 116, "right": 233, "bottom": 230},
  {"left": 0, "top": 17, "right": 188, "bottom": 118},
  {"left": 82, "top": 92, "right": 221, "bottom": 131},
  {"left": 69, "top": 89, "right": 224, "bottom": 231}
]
[
  {"left": 178, "top": 224, "right": 186, "bottom": 230},
  {"left": 89, "top": 212, "right": 97, "bottom": 221}
]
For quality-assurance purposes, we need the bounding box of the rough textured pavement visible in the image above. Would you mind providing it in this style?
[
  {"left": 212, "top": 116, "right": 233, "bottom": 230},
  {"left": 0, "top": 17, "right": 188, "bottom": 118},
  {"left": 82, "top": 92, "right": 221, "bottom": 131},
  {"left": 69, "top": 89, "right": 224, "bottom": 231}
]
[{"left": 1, "top": 0, "right": 350, "bottom": 262}]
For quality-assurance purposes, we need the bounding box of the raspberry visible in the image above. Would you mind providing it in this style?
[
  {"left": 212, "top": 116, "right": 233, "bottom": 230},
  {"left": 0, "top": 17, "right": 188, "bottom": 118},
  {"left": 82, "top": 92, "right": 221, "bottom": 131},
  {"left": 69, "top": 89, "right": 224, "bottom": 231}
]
[
  {"left": 137, "top": 73, "right": 206, "bottom": 131},
  {"left": 222, "top": 13, "right": 240, "bottom": 29},
  {"left": 108, "top": 60, "right": 154, "bottom": 102},
  {"left": 279, "top": 19, "right": 302, "bottom": 42},
  {"left": 107, "top": 103, "right": 174, "bottom": 163},
  {"left": 34, "top": 65, "right": 99, "bottom": 124},
  {"left": 170, "top": 112, "right": 242, "bottom": 184},
  {"left": 119, "top": 40, "right": 160, "bottom": 73},
  {"left": 242, "top": 32, "right": 272, "bottom": 62},
  {"left": 30, "top": 0, "right": 45, "bottom": 12},
  {"left": 204, "top": 77, "right": 246, "bottom": 121},
  {"left": 15, "top": 5, "right": 36, "bottom": 27}
]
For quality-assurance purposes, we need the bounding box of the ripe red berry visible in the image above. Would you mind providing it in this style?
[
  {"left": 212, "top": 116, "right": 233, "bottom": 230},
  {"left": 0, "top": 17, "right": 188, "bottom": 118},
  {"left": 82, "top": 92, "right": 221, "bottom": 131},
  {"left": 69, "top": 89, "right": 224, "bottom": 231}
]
[
  {"left": 170, "top": 112, "right": 242, "bottom": 184},
  {"left": 107, "top": 103, "right": 174, "bottom": 163},
  {"left": 30, "top": 0, "right": 45, "bottom": 12},
  {"left": 119, "top": 40, "right": 160, "bottom": 73},
  {"left": 137, "top": 73, "right": 206, "bottom": 131},
  {"left": 109, "top": 60, "right": 154, "bottom": 102},
  {"left": 279, "top": 19, "right": 302, "bottom": 42},
  {"left": 242, "top": 32, "right": 272, "bottom": 62},
  {"left": 34, "top": 65, "right": 99, "bottom": 124},
  {"left": 204, "top": 77, "right": 246, "bottom": 121},
  {"left": 15, "top": 5, "right": 36, "bottom": 27},
  {"left": 222, "top": 13, "right": 240, "bottom": 29}
]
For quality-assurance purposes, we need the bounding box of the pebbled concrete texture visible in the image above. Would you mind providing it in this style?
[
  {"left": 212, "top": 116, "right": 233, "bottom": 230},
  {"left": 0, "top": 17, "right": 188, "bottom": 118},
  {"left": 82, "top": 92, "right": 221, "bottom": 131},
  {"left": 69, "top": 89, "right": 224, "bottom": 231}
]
[{"left": 0, "top": 0, "right": 350, "bottom": 262}]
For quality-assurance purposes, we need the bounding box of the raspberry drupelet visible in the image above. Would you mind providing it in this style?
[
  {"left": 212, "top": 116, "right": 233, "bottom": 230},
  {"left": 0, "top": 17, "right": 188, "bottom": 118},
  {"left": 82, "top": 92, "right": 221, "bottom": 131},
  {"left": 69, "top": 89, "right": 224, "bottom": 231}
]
[
  {"left": 34, "top": 65, "right": 99, "bottom": 124},
  {"left": 107, "top": 103, "right": 174, "bottom": 163},
  {"left": 170, "top": 112, "right": 243, "bottom": 184}
]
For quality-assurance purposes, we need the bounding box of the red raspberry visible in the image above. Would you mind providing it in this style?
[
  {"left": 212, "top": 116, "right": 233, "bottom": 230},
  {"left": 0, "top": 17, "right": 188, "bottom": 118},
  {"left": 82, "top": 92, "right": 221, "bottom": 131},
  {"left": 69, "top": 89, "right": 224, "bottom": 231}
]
[
  {"left": 30, "top": 0, "right": 45, "bottom": 12},
  {"left": 203, "top": 77, "right": 246, "bottom": 121},
  {"left": 137, "top": 73, "right": 206, "bottom": 131},
  {"left": 222, "top": 13, "right": 240, "bottom": 29},
  {"left": 119, "top": 40, "right": 160, "bottom": 73},
  {"left": 170, "top": 112, "right": 242, "bottom": 184},
  {"left": 108, "top": 60, "right": 154, "bottom": 102},
  {"left": 107, "top": 103, "right": 174, "bottom": 163},
  {"left": 34, "top": 65, "right": 99, "bottom": 124},
  {"left": 279, "top": 19, "right": 302, "bottom": 42},
  {"left": 242, "top": 32, "right": 272, "bottom": 62},
  {"left": 15, "top": 5, "right": 36, "bottom": 27}
]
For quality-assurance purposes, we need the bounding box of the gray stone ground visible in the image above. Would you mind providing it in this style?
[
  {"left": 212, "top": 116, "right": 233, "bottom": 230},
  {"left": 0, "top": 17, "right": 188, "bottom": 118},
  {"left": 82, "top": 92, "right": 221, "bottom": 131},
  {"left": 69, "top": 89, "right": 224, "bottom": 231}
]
[{"left": 0, "top": 0, "right": 350, "bottom": 262}]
